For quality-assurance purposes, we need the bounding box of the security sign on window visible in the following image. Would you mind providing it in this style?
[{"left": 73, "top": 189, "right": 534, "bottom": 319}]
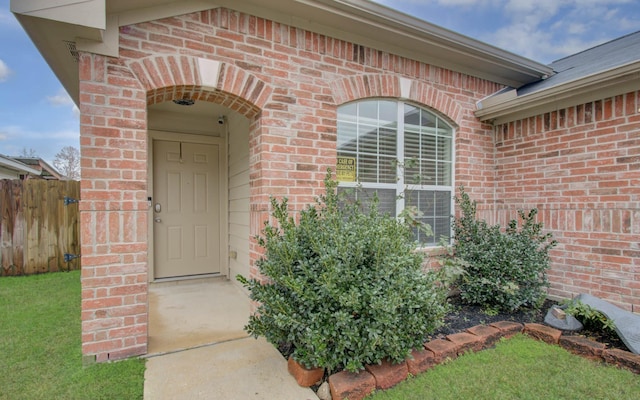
[{"left": 336, "top": 157, "right": 356, "bottom": 182}]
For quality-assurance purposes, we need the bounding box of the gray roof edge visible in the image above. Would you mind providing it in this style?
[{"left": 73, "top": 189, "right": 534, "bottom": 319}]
[
  {"left": 0, "top": 155, "right": 42, "bottom": 175},
  {"left": 549, "top": 29, "right": 640, "bottom": 65},
  {"left": 475, "top": 60, "right": 640, "bottom": 123},
  {"left": 12, "top": 157, "right": 64, "bottom": 179},
  {"left": 12, "top": 0, "right": 554, "bottom": 101},
  {"left": 332, "top": 0, "right": 553, "bottom": 77}
]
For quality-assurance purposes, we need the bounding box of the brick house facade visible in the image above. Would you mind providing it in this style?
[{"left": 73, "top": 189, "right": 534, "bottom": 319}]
[
  {"left": 491, "top": 97, "right": 639, "bottom": 305},
  {"left": 13, "top": 1, "right": 639, "bottom": 362}
]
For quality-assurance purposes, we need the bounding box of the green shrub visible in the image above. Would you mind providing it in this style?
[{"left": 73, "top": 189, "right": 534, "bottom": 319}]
[
  {"left": 453, "top": 187, "right": 557, "bottom": 312},
  {"left": 238, "top": 171, "right": 448, "bottom": 373},
  {"left": 565, "top": 300, "right": 616, "bottom": 334}
]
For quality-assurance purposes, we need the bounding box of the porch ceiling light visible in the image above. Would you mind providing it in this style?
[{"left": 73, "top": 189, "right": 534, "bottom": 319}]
[{"left": 173, "top": 97, "right": 195, "bottom": 106}]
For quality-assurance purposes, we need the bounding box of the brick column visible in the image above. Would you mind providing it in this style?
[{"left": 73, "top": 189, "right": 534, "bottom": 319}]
[{"left": 79, "top": 53, "right": 149, "bottom": 362}]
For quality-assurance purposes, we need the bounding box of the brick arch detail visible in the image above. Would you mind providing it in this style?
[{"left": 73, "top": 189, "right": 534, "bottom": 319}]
[
  {"left": 128, "top": 55, "right": 273, "bottom": 117},
  {"left": 329, "top": 74, "right": 463, "bottom": 127}
]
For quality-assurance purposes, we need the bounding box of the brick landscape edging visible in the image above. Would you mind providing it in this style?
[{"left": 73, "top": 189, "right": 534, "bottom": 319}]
[{"left": 285, "top": 321, "right": 640, "bottom": 400}]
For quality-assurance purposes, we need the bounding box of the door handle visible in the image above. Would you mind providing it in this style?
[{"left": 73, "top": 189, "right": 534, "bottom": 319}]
[{"left": 154, "top": 217, "right": 161, "bottom": 223}]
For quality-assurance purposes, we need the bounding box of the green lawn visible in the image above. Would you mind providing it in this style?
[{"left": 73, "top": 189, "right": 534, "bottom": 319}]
[
  {"left": 0, "top": 271, "right": 145, "bottom": 400},
  {"left": 369, "top": 334, "right": 640, "bottom": 400}
]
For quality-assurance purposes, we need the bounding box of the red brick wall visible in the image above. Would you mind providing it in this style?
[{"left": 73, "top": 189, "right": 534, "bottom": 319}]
[
  {"left": 492, "top": 94, "right": 640, "bottom": 310},
  {"left": 80, "top": 5, "right": 638, "bottom": 361},
  {"left": 79, "top": 50, "right": 150, "bottom": 361}
]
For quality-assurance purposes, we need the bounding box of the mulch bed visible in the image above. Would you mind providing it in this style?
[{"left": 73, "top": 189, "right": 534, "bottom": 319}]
[{"left": 431, "top": 296, "right": 630, "bottom": 352}]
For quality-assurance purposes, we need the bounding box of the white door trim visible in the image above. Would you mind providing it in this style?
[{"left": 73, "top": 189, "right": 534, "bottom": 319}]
[{"left": 147, "top": 130, "right": 228, "bottom": 281}]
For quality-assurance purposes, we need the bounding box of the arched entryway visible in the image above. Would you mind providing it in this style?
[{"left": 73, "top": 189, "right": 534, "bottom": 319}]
[
  {"left": 131, "top": 56, "right": 273, "bottom": 354},
  {"left": 145, "top": 93, "right": 253, "bottom": 354}
]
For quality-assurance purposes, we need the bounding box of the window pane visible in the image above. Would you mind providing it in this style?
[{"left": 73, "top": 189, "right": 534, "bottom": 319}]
[
  {"left": 379, "top": 156, "right": 396, "bottom": 183},
  {"left": 338, "top": 102, "right": 357, "bottom": 121},
  {"left": 433, "top": 217, "right": 451, "bottom": 243},
  {"left": 419, "top": 163, "right": 436, "bottom": 185},
  {"left": 337, "top": 186, "right": 358, "bottom": 210},
  {"left": 421, "top": 134, "right": 436, "bottom": 161},
  {"left": 404, "top": 130, "right": 420, "bottom": 184},
  {"left": 409, "top": 216, "right": 433, "bottom": 244},
  {"left": 434, "top": 191, "right": 451, "bottom": 242},
  {"left": 359, "top": 101, "right": 378, "bottom": 123},
  {"left": 404, "top": 130, "right": 420, "bottom": 159},
  {"left": 436, "top": 136, "right": 452, "bottom": 161},
  {"left": 436, "top": 161, "right": 452, "bottom": 185},
  {"left": 405, "top": 190, "right": 451, "bottom": 244},
  {"left": 379, "top": 127, "right": 396, "bottom": 156},
  {"left": 358, "top": 124, "right": 378, "bottom": 154},
  {"left": 362, "top": 188, "right": 396, "bottom": 216},
  {"left": 378, "top": 101, "right": 397, "bottom": 124},
  {"left": 422, "top": 191, "right": 436, "bottom": 217},
  {"left": 404, "top": 164, "right": 421, "bottom": 185},
  {"left": 437, "top": 125, "right": 453, "bottom": 137},
  {"left": 358, "top": 153, "right": 378, "bottom": 182},
  {"left": 406, "top": 192, "right": 430, "bottom": 244},
  {"left": 404, "top": 104, "right": 420, "bottom": 127},
  {"left": 338, "top": 187, "right": 396, "bottom": 216},
  {"left": 435, "top": 191, "right": 451, "bottom": 217},
  {"left": 421, "top": 110, "right": 436, "bottom": 129},
  {"left": 337, "top": 121, "right": 357, "bottom": 152}
]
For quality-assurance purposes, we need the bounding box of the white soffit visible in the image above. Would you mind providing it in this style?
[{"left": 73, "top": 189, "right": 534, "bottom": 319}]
[{"left": 12, "top": 0, "right": 106, "bottom": 39}]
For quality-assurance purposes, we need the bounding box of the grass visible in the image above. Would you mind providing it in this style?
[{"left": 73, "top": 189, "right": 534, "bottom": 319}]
[
  {"left": 0, "top": 271, "right": 145, "bottom": 400},
  {"left": 369, "top": 334, "right": 640, "bottom": 400}
]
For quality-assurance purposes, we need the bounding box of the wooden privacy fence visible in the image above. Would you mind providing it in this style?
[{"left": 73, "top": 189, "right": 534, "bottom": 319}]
[{"left": 0, "top": 179, "right": 80, "bottom": 276}]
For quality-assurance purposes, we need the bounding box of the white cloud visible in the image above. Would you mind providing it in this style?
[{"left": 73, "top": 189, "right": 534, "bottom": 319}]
[
  {"left": 1, "top": 124, "right": 79, "bottom": 141},
  {"left": 0, "top": 124, "right": 79, "bottom": 163},
  {"left": 0, "top": 59, "right": 11, "bottom": 82},
  {"left": 376, "top": 0, "right": 640, "bottom": 63},
  {"left": 565, "top": 23, "right": 587, "bottom": 35},
  {"left": 478, "top": 0, "right": 639, "bottom": 62},
  {"left": 47, "top": 90, "right": 80, "bottom": 117},
  {"left": 47, "top": 91, "right": 74, "bottom": 107},
  {"left": 436, "top": 0, "right": 487, "bottom": 5}
]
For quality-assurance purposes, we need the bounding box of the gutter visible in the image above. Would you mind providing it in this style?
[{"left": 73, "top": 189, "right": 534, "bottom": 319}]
[
  {"left": 0, "top": 156, "right": 42, "bottom": 176},
  {"left": 475, "top": 60, "right": 640, "bottom": 124},
  {"left": 322, "top": 0, "right": 553, "bottom": 80}
]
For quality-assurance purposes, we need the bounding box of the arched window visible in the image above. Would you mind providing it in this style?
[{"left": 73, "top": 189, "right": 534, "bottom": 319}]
[{"left": 336, "top": 99, "right": 454, "bottom": 245}]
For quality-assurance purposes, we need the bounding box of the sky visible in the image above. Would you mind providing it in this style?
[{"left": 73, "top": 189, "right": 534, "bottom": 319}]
[{"left": 1, "top": 0, "right": 639, "bottom": 165}]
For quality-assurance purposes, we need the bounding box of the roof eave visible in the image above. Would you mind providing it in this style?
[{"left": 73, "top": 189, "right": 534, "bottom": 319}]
[
  {"left": 12, "top": 0, "right": 553, "bottom": 105},
  {"left": 291, "top": 0, "right": 552, "bottom": 86},
  {"left": 0, "top": 156, "right": 42, "bottom": 175},
  {"left": 475, "top": 61, "right": 640, "bottom": 125}
]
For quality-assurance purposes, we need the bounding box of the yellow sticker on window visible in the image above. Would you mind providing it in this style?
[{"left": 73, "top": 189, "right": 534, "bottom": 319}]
[{"left": 336, "top": 157, "right": 356, "bottom": 182}]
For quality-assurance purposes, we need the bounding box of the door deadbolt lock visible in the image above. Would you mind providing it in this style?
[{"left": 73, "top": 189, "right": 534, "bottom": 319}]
[{"left": 154, "top": 203, "right": 161, "bottom": 213}]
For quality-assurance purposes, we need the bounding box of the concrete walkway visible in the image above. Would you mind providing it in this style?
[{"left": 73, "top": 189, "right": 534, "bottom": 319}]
[{"left": 143, "top": 278, "right": 318, "bottom": 400}]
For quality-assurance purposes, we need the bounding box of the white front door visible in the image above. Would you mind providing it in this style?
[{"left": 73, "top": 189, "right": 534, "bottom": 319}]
[{"left": 153, "top": 140, "right": 221, "bottom": 278}]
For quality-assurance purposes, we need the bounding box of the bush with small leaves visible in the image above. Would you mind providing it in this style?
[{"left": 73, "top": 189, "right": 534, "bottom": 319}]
[
  {"left": 453, "top": 187, "right": 557, "bottom": 312},
  {"left": 565, "top": 300, "right": 617, "bottom": 334},
  {"left": 238, "top": 171, "right": 448, "bottom": 373}
]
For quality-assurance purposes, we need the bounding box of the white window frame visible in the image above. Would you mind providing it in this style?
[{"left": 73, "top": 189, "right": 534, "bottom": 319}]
[{"left": 337, "top": 99, "right": 456, "bottom": 246}]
